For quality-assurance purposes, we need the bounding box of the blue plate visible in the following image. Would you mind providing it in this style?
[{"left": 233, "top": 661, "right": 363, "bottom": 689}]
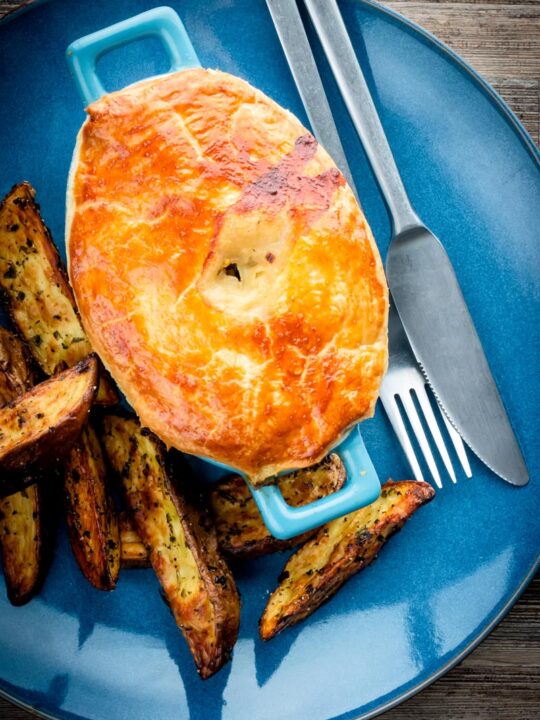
[{"left": 0, "top": 1, "right": 538, "bottom": 719}]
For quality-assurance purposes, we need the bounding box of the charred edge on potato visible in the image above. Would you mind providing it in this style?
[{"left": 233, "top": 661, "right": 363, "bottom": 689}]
[
  {"left": 63, "top": 423, "right": 120, "bottom": 590},
  {"left": 0, "top": 327, "right": 38, "bottom": 405},
  {"left": 0, "top": 354, "right": 98, "bottom": 483},
  {"left": 0, "top": 328, "right": 50, "bottom": 604},
  {"left": 259, "top": 480, "right": 435, "bottom": 640}
]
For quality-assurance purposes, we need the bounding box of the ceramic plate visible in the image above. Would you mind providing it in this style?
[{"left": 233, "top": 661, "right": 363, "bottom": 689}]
[{"left": 0, "top": 1, "right": 538, "bottom": 719}]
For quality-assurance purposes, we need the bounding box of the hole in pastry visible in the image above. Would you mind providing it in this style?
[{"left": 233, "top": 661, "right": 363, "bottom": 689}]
[
  {"left": 223, "top": 263, "right": 242, "bottom": 281},
  {"left": 200, "top": 211, "right": 291, "bottom": 316}
]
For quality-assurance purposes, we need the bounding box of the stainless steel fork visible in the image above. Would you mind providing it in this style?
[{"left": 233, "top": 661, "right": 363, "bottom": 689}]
[{"left": 380, "top": 302, "right": 472, "bottom": 488}]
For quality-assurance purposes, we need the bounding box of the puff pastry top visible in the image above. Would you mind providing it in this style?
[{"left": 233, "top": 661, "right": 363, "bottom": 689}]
[{"left": 67, "top": 68, "right": 388, "bottom": 485}]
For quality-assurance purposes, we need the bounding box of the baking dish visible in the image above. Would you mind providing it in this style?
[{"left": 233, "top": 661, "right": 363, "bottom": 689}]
[{"left": 65, "top": 6, "right": 383, "bottom": 540}]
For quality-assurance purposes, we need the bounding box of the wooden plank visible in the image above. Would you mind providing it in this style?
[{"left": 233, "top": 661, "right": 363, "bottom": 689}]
[
  {"left": 382, "top": 575, "right": 540, "bottom": 719},
  {"left": 386, "top": 1, "right": 539, "bottom": 142}
]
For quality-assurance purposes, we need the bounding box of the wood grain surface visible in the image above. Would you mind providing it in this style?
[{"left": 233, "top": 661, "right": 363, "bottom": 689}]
[{"left": 0, "top": 1, "right": 538, "bottom": 719}]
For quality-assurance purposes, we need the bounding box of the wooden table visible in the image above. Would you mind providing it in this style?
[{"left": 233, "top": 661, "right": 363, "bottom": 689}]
[{"left": 0, "top": 0, "right": 538, "bottom": 718}]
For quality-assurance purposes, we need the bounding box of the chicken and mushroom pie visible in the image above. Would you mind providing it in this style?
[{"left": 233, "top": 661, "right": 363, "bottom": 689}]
[{"left": 67, "top": 68, "right": 388, "bottom": 485}]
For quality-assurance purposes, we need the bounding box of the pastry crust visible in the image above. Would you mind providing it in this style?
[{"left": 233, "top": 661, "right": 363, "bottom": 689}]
[{"left": 67, "top": 68, "right": 388, "bottom": 485}]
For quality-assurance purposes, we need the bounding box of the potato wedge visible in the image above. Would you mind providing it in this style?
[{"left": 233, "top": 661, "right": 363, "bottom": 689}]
[
  {"left": 119, "top": 511, "right": 148, "bottom": 568},
  {"left": 63, "top": 423, "right": 120, "bottom": 590},
  {"left": 0, "top": 327, "right": 49, "bottom": 605},
  {"left": 210, "top": 455, "right": 346, "bottom": 559},
  {"left": 0, "top": 183, "right": 117, "bottom": 405},
  {"left": 0, "top": 327, "right": 37, "bottom": 405},
  {"left": 260, "top": 480, "right": 435, "bottom": 640},
  {"left": 101, "top": 415, "right": 240, "bottom": 678},
  {"left": 0, "top": 485, "right": 48, "bottom": 605},
  {"left": 0, "top": 354, "right": 98, "bottom": 483}
]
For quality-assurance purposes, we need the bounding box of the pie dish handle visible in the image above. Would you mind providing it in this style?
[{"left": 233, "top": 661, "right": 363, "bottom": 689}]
[
  {"left": 66, "top": 7, "right": 200, "bottom": 106},
  {"left": 249, "top": 426, "right": 381, "bottom": 540}
]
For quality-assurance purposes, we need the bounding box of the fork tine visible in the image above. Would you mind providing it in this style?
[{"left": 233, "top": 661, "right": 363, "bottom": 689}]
[
  {"left": 413, "top": 385, "right": 457, "bottom": 484},
  {"left": 440, "top": 411, "right": 473, "bottom": 478},
  {"left": 400, "top": 392, "right": 443, "bottom": 489},
  {"left": 380, "top": 392, "right": 425, "bottom": 483}
]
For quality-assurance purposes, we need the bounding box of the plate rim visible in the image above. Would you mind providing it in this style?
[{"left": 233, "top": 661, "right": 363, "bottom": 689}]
[
  {"left": 1, "top": 557, "right": 538, "bottom": 720},
  {"left": 0, "top": 1, "right": 538, "bottom": 720},
  {"left": 350, "top": 556, "right": 539, "bottom": 720},
  {"left": 360, "top": 0, "right": 539, "bottom": 164}
]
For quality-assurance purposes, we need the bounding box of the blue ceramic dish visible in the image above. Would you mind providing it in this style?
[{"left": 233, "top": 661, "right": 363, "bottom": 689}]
[
  {"left": 0, "top": 1, "right": 538, "bottom": 719},
  {"left": 65, "top": 4, "right": 383, "bottom": 542}
]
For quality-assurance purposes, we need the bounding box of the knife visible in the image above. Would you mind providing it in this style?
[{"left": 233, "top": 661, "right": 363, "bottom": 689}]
[
  {"left": 303, "top": 0, "right": 528, "bottom": 485},
  {"left": 265, "top": 0, "right": 356, "bottom": 194}
]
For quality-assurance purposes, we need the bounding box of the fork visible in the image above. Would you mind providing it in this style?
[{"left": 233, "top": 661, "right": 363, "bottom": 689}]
[{"left": 380, "top": 301, "right": 472, "bottom": 487}]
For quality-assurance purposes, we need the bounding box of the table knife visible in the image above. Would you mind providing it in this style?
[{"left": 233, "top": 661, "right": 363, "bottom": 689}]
[{"left": 304, "top": 0, "right": 528, "bottom": 485}]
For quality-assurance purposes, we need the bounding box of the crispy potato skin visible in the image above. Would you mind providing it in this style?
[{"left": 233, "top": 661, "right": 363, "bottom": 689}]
[
  {"left": 119, "top": 511, "right": 148, "bottom": 568},
  {"left": 0, "top": 485, "right": 46, "bottom": 605},
  {"left": 0, "top": 183, "right": 117, "bottom": 405},
  {"left": 260, "top": 480, "right": 435, "bottom": 640},
  {"left": 0, "top": 330, "right": 40, "bottom": 491},
  {"left": 0, "top": 328, "right": 48, "bottom": 605},
  {"left": 0, "top": 327, "right": 37, "bottom": 405},
  {"left": 101, "top": 415, "right": 240, "bottom": 678},
  {"left": 63, "top": 423, "right": 120, "bottom": 590},
  {"left": 210, "top": 455, "right": 346, "bottom": 559},
  {"left": 0, "top": 355, "right": 98, "bottom": 483}
]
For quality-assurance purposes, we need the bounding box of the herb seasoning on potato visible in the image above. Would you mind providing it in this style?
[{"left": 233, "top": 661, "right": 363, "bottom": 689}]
[
  {"left": 0, "top": 182, "right": 117, "bottom": 405},
  {"left": 260, "top": 480, "right": 435, "bottom": 640},
  {"left": 0, "top": 355, "right": 98, "bottom": 487},
  {"left": 63, "top": 423, "right": 120, "bottom": 591}
]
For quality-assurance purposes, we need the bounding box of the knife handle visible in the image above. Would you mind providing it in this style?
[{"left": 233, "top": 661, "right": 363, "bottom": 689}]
[{"left": 303, "top": 0, "right": 420, "bottom": 235}]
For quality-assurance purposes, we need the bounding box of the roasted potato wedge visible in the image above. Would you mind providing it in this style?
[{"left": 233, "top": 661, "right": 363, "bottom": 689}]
[
  {"left": 0, "top": 354, "right": 98, "bottom": 484},
  {"left": 119, "top": 511, "right": 148, "bottom": 568},
  {"left": 210, "top": 455, "right": 346, "bottom": 559},
  {"left": 0, "top": 485, "right": 48, "bottom": 605},
  {"left": 0, "top": 183, "right": 117, "bottom": 405},
  {"left": 0, "top": 327, "right": 49, "bottom": 605},
  {"left": 0, "top": 327, "right": 37, "bottom": 405},
  {"left": 63, "top": 423, "right": 120, "bottom": 590},
  {"left": 260, "top": 480, "right": 435, "bottom": 640},
  {"left": 101, "top": 415, "right": 240, "bottom": 678}
]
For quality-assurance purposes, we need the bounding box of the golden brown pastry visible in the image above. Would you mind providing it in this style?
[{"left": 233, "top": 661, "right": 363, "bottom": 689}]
[{"left": 66, "top": 68, "right": 388, "bottom": 485}]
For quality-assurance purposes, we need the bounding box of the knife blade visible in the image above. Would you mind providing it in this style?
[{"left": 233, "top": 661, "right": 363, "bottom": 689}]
[
  {"left": 265, "top": 0, "right": 357, "bottom": 194},
  {"left": 303, "top": 0, "right": 528, "bottom": 486},
  {"left": 386, "top": 229, "right": 529, "bottom": 486}
]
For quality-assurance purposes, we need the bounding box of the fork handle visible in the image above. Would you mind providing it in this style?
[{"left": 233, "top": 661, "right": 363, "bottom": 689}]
[{"left": 304, "top": 0, "right": 420, "bottom": 235}]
